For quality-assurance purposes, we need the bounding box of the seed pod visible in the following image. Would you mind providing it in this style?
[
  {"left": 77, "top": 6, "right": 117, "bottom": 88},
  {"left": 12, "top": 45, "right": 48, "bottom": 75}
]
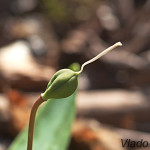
[
  {"left": 41, "top": 69, "right": 78, "bottom": 100},
  {"left": 41, "top": 42, "right": 122, "bottom": 100}
]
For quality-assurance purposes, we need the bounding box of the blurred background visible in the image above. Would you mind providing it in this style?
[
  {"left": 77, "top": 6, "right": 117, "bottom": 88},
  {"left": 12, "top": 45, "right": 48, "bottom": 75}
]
[{"left": 0, "top": 0, "right": 150, "bottom": 149}]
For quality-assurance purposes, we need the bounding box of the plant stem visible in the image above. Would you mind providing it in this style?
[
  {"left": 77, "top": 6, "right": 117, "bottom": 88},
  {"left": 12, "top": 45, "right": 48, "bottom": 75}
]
[
  {"left": 76, "top": 42, "right": 122, "bottom": 74},
  {"left": 27, "top": 95, "right": 45, "bottom": 150}
]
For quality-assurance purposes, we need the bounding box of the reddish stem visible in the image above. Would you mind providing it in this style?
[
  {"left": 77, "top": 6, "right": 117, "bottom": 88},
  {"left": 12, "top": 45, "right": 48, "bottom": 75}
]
[{"left": 27, "top": 95, "right": 45, "bottom": 150}]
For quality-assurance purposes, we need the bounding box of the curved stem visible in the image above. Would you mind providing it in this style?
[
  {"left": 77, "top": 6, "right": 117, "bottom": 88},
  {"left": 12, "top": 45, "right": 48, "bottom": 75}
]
[
  {"left": 76, "top": 42, "right": 122, "bottom": 74},
  {"left": 27, "top": 95, "right": 45, "bottom": 150}
]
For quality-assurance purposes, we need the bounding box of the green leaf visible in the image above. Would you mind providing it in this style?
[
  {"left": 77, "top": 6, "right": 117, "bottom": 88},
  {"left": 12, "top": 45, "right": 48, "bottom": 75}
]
[{"left": 8, "top": 92, "right": 76, "bottom": 150}]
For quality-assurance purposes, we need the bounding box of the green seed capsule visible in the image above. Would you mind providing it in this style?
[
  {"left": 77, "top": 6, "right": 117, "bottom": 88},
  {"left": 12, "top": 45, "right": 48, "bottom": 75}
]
[
  {"left": 41, "top": 69, "right": 78, "bottom": 100},
  {"left": 41, "top": 42, "right": 122, "bottom": 100}
]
